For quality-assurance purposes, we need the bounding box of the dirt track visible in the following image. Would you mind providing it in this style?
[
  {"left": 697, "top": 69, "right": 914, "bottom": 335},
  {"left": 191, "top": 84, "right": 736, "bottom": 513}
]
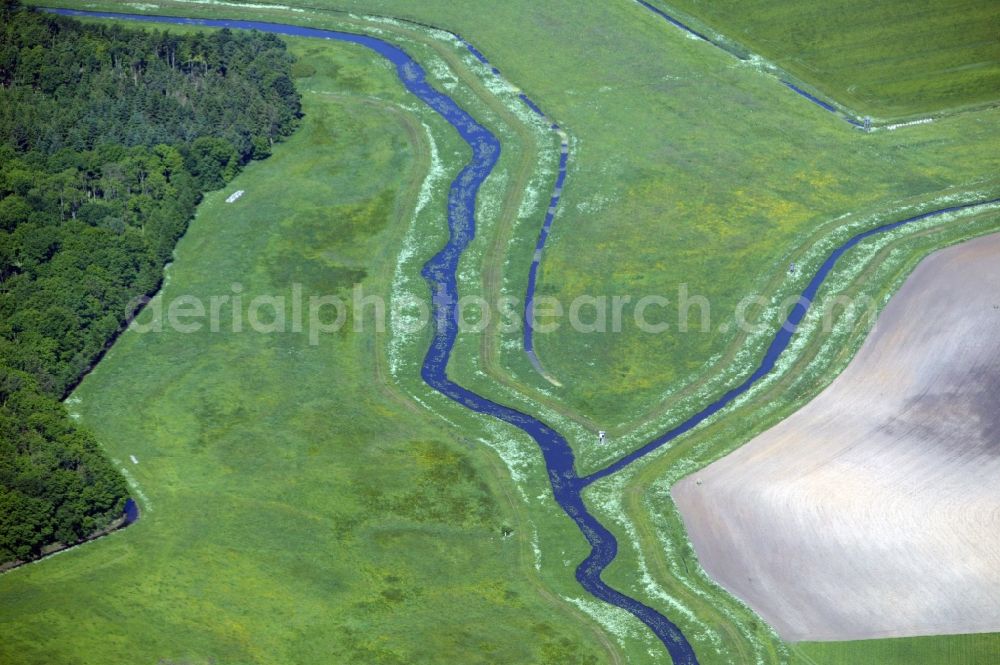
[{"left": 673, "top": 232, "right": 1000, "bottom": 641}]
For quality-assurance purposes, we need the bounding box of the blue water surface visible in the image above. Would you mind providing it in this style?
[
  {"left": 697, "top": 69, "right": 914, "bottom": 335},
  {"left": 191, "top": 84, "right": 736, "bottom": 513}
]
[
  {"left": 48, "top": 8, "right": 699, "bottom": 663},
  {"left": 123, "top": 498, "right": 139, "bottom": 525},
  {"left": 48, "top": 9, "right": 999, "bottom": 664},
  {"left": 449, "top": 38, "right": 573, "bottom": 376}
]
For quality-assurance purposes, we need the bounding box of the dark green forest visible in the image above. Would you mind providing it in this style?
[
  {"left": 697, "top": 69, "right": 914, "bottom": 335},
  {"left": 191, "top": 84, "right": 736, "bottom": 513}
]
[{"left": 0, "top": 2, "right": 301, "bottom": 564}]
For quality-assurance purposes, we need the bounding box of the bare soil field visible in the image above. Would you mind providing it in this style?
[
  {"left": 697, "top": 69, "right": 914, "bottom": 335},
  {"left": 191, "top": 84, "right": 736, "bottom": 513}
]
[{"left": 674, "top": 232, "right": 1000, "bottom": 641}]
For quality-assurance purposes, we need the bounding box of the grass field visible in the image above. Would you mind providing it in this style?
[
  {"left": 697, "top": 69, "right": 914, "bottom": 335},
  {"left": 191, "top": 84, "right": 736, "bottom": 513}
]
[
  {"left": 0, "top": 33, "right": 623, "bottom": 664},
  {"left": 795, "top": 633, "right": 1000, "bottom": 665},
  {"left": 642, "top": 0, "right": 1000, "bottom": 118},
  {"left": 273, "top": 0, "right": 1000, "bottom": 443},
  {"left": 590, "top": 206, "right": 1000, "bottom": 664},
  {"left": 6, "top": 1, "right": 1000, "bottom": 663},
  {"left": 35, "top": 1, "right": 1000, "bottom": 467}
]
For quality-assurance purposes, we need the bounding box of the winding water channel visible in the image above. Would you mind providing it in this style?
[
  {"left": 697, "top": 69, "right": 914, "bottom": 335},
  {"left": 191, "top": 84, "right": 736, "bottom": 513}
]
[
  {"left": 50, "top": 8, "right": 699, "bottom": 662},
  {"left": 50, "top": 8, "right": 1000, "bottom": 664}
]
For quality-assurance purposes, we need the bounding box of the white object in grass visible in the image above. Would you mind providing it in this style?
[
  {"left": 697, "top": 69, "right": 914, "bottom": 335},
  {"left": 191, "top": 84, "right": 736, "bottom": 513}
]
[
  {"left": 225, "top": 190, "right": 244, "bottom": 203},
  {"left": 130, "top": 455, "right": 139, "bottom": 465}
]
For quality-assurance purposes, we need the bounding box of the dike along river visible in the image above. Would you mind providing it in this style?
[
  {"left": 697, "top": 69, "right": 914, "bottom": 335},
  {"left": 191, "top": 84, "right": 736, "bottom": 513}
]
[
  {"left": 49, "top": 8, "right": 700, "bottom": 663},
  {"left": 50, "top": 8, "right": 1000, "bottom": 665}
]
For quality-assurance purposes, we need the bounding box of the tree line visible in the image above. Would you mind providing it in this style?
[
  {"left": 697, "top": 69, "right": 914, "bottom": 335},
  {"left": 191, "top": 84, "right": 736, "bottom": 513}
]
[{"left": 0, "top": 2, "right": 301, "bottom": 563}]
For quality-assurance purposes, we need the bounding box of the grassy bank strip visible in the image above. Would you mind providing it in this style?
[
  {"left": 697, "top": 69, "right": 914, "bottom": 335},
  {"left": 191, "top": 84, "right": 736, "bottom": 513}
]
[{"left": 795, "top": 633, "right": 1000, "bottom": 665}]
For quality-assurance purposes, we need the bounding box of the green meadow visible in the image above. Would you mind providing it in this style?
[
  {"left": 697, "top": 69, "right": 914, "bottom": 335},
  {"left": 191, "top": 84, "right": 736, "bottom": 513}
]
[
  {"left": 6, "top": 1, "right": 1000, "bottom": 664},
  {"left": 796, "top": 633, "right": 1000, "bottom": 665},
  {"left": 589, "top": 203, "right": 1000, "bottom": 665},
  {"left": 0, "top": 33, "right": 618, "bottom": 665},
  {"left": 644, "top": 0, "right": 1000, "bottom": 117},
  {"left": 294, "top": 0, "right": 1000, "bottom": 464}
]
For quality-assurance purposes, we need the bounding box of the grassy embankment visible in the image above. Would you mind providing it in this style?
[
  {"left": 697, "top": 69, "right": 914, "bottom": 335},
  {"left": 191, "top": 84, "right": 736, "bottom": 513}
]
[{"left": 0, "top": 23, "right": 624, "bottom": 664}]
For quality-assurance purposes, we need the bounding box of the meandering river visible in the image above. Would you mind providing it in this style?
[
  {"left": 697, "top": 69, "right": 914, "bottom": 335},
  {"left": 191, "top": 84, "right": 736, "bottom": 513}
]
[
  {"left": 49, "top": 8, "right": 699, "bottom": 663},
  {"left": 50, "top": 8, "right": 1000, "bottom": 664}
]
